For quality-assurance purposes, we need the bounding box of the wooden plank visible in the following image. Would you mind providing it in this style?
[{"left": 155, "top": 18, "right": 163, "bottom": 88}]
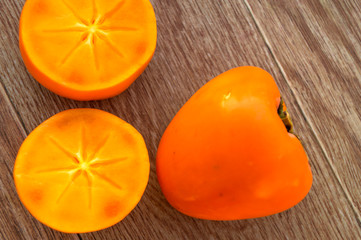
[
  {"left": 0, "top": 83, "right": 79, "bottom": 240},
  {"left": 244, "top": 0, "right": 361, "bottom": 218},
  {"left": 0, "top": 0, "right": 360, "bottom": 239}
]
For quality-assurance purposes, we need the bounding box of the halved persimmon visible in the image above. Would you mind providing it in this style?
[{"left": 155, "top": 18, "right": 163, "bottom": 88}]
[
  {"left": 19, "top": 0, "right": 157, "bottom": 100},
  {"left": 13, "top": 109, "right": 149, "bottom": 233}
]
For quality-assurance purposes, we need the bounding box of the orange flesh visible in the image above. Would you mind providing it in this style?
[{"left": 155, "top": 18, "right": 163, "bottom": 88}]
[
  {"left": 156, "top": 66, "right": 313, "bottom": 220},
  {"left": 14, "top": 109, "right": 149, "bottom": 233},
  {"left": 19, "top": 0, "right": 157, "bottom": 100}
]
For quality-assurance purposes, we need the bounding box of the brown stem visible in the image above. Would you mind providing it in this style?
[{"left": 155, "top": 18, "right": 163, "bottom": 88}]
[{"left": 278, "top": 97, "right": 294, "bottom": 134}]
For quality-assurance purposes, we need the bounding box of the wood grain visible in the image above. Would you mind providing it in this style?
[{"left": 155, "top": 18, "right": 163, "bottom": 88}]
[
  {"left": 0, "top": 0, "right": 360, "bottom": 239},
  {"left": 245, "top": 0, "right": 361, "bottom": 218}
]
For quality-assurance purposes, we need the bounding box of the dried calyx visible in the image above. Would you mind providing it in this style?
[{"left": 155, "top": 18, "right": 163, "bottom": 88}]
[{"left": 278, "top": 97, "right": 294, "bottom": 134}]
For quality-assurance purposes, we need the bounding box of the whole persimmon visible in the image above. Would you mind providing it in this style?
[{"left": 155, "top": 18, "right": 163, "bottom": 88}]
[
  {"left": 156, "top": 66, "right": 312, "bottom": 220},
  {"left": 14, "top": 109, "right": 149, "bottom": 233}
]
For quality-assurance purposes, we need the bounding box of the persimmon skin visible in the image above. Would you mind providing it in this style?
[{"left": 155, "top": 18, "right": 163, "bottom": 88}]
[
  {"left": 13, "top": 109, "right": 150, "bottom": 233},
  {"left": 156, "top": 66, "right": 312, "bottom": 220},
  {"left": 19, "top": 0, "right": 157, "bottom": 101}
]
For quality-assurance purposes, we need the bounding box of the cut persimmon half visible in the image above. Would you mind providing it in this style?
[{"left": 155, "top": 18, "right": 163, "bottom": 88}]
[
  {"left": 19, "top": 0, "right": 157, "bottom": 100},
  {"left": 13, "top": 109, "right": 150, "bottom": 233}
]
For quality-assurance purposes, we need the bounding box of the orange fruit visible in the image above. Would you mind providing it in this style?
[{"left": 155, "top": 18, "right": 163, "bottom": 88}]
[
  {"left": 14, "top": 109, "right": 150, "bottom": 233},
  {"left": 157, "top": 66, "right": 312, "bottom": 220},
  {"left": 19, "top": 0, "right": 157, "bottom": 100}
]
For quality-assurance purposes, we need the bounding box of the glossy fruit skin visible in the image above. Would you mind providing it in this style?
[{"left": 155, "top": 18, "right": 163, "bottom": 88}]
[
  {"left": 156, "top": 66, "right": 312, "bottom": 220},
  {"left": 19, "top": 0, "right": 157, "bottom": 101},
  {"left": 14, "top": 109, "right": 149, "bottom": 233}
]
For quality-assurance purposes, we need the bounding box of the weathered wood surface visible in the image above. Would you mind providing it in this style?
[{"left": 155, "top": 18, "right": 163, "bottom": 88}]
[
  {"left": 0, "top": 0, "right": 360, "bottom": 239},
  {"left": 245, "top": 0, "right": 361, "bottom": 220}
]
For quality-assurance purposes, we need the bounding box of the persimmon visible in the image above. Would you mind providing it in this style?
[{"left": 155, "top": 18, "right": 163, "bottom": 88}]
[
  {"left": 156, "top": 66, "right": 313, "bottom": 220},
  {"left": 19, "top": 0, "right": 157, "bottom": 100},
  {"left": 13, "top": 109, "right": 149, "bottom": 233}
]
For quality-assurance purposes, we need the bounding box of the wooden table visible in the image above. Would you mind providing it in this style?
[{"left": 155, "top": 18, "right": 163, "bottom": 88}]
[{"left": 1, "top": 0, "right": 360, "bottom": 239}]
